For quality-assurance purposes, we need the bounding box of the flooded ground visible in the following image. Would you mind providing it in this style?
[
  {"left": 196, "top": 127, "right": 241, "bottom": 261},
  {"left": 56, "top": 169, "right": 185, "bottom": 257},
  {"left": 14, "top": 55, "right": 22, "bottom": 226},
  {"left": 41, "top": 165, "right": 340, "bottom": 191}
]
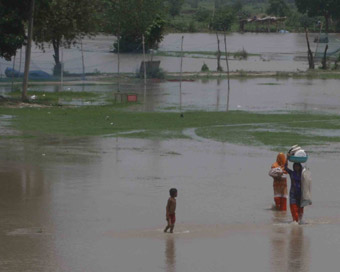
[
  {"left": 2, "top": 33, "right": 335, "bottom": 75},
  {"left": 1, "top": 33, "right": 340, "bottom": 272},
  {"left": 1, "top": 134, "right": 340, "bottom": 271},
  {"left": 2, "top": 77, "right": 340, "bottom": 113}
]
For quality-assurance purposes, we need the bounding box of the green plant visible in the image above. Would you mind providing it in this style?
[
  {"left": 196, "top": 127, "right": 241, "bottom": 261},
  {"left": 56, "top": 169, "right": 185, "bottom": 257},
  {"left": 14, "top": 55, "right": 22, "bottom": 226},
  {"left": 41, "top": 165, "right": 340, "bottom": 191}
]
[
  {"left": 201, "top": 63, "right": 209, "bottom": 72},
  {"left": 188, "top": 20, "right": 197, "bottom": 32},
  {"left": 194, "top": 7, "right": 211, "bottom": 22},
  {"left": 234, "top": 48, "right": 248, "bottom": 60}
]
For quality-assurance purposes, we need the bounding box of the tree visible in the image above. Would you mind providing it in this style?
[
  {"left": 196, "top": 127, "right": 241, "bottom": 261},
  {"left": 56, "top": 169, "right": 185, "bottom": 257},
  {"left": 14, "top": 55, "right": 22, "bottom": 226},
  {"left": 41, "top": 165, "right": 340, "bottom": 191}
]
[
  {"left": 104, "top": 0, "right": 166, "bottom": 53},
  {"left": 0, "top": 0, "right": 30, "bottom": 60},
  {"left": 295, "top": 0, "right": 340, "bottom": 33},
  {"left": 267, "top": 0, "right": 290, "bottom": 17},
  {"left": 33, "top": 0, "right": 102, "bottom": 75},
  {"left": 189, "top": 0, "right": 199, "bottom": 8},
  {"left": 211, "top": 6, "right": 235, "bottom": 107},
  {"left": 210, "top": 6, "right": 235, "bottom": 32},
  {"left": 168, "top": 0, "right": 184, "bottom": 17}
]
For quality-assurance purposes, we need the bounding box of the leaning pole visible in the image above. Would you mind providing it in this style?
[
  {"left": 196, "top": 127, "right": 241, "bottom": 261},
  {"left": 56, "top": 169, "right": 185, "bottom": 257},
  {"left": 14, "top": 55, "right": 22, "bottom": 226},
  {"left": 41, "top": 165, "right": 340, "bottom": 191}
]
[{"left": 22, "top": 0, "right": 35, "bottom": 102}]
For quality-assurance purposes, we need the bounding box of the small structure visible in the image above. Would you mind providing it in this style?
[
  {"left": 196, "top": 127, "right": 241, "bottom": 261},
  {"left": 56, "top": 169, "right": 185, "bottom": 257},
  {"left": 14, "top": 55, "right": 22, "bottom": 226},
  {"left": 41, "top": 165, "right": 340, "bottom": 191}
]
[
  {"left": 114, "top": 93, "right": 138, "bottom": 103},
  {"left": 239, "top": 16, "right": 287, "bottom": 32}
]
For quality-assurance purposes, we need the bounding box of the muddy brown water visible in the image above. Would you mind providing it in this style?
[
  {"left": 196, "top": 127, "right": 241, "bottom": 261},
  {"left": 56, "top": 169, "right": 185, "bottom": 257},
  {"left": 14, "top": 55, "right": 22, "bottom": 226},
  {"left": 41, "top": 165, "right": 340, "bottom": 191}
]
[
  {"left": 1, "top": 135, "right": 340, "bottom": 271},
  {"left": 3, "top": 33, "right": 339, "bottom": 75},
  {"left": 1, "top": 33, "right": 340, "bottom": 271}
]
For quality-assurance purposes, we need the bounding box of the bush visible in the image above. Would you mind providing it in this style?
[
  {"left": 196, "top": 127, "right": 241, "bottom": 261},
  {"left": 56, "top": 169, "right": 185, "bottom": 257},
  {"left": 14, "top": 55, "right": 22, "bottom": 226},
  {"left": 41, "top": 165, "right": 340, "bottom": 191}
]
[
  {"left": 194, "top": 7, "right": 211, "bottom": 22},
  {"left": 234, "top": 48, "right": 248, "bottom": 60},
  {"left": 188, "top": 20, "right": 197, "bottom": 32},
  {"left": 201, "top": 63, "right": 209, "bottom": 72},
  {"left": 136, "top": 66, "right": 166, "bottom": 79}
]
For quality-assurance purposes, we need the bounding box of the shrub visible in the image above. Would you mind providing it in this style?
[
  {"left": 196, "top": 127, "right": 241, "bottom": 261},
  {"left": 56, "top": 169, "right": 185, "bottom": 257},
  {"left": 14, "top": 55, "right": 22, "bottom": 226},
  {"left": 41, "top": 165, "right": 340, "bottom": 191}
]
[
  {"left": 234, "top": 48, "right": 248, "bottom": 60},
  {"left": 194, "top": 7, "right": 211, "bottom": 22},
  {"left": 201, "top": 63, "right": 209, "bottom": 72}
]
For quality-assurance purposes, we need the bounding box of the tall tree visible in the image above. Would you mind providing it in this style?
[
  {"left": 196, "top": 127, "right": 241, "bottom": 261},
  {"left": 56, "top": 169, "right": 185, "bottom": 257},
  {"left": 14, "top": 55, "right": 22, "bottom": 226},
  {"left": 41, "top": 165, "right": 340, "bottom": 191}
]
[
  {"left": 33, "top": 0, "right": 102, "bottom": 75},
  {"left": 104, "top": 0, "right": 166, "bottom": 53},
  {"left": 0, "top": 0, "right": 30, "bottom": 60},
  {"left": 267, "top": 0, "right": 290, "bottom": 17},
  {"left": 211, "top": 7, "right": 235, "bottom": 71},
  {"left": 168, "top": 0, "right": 185, "bottom": 17},
  {"left": 295, "top": 0, "right": 340, "bottom": 33}
]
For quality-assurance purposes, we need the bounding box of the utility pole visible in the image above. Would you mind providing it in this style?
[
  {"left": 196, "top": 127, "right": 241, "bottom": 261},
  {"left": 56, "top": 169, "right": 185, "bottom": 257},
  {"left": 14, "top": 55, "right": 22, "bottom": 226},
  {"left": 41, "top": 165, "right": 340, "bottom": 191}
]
[
  {"left": 142, "top": 35, "right": 147, "bottom": 109},
  {"left": 11, "top": 53, "right": 16, "bottom": 92},
  {"left": 18, "top": 48, "right": 23, "bottom": 74},
  {"left": 80, "top": 39, "right": 85, "bottom": 80},
  {"left": 117, "top": 34, "right": 120, "bottom": 92},
  {"left": 224, "top": 32, "right": 231, "bottom": 112},
  {"left": 142, "top": 35, "right": 147, "bottom": 85},
  {"left": 22, "top": 0, "right": 35, "bottom": 102},
  {"left": 60, "top": 43, "right": 64, "bottom": 91},
  {"left": 179, "top": 36, "right": 184, "bottom": 117}
]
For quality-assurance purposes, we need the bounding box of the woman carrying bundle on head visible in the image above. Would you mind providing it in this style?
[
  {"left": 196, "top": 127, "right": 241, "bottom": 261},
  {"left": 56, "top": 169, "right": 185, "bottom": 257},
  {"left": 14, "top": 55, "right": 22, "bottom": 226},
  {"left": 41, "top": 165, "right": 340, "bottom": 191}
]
[
  {"left": 285, "top": 146, "right": 312, "bottom": 224},
  {"left": 269, "top": 153, "right": 288, "bottom": 211}
]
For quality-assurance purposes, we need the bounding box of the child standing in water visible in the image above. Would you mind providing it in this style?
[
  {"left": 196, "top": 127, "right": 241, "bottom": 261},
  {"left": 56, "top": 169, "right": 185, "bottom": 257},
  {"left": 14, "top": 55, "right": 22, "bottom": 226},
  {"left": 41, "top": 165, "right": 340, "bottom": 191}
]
[
  {"left": 285, "top": 162, "right": 304, "bottom": 223},
  {"left": 164, "top": 188, "right": 177, "bottom": 233}
]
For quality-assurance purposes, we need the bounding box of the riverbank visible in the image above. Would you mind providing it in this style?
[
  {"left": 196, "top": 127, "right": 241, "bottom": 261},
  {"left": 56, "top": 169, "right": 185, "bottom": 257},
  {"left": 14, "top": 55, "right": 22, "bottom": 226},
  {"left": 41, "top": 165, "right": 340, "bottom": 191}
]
[{"left": 3, "top": 69, "right": 340, "bottom": 87}]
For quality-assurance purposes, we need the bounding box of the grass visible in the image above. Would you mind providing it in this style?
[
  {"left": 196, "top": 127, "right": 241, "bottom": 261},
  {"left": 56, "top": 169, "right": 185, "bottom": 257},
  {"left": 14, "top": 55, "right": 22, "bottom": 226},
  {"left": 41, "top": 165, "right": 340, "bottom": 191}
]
[
  {"left": 1, "top": 107, "right": 340, "bottom": 151},
  {"left": 155, "top": 51, "right": 260, "bottom": 59},
  {"left": 5, "top": 90, "right": 102, "bottom": 105},
  {"left": 3, "top": 90, "right": 101, "bottom": 105}
]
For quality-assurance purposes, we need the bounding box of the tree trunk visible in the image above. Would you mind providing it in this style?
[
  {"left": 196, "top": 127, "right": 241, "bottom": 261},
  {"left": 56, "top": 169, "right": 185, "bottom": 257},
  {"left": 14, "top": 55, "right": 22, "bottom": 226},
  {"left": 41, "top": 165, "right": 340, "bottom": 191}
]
[
  {"left": 305, "top": 27, "right": 314, "bottom": 69},
  {"left": 22, "top": 0, "right": 35, "bottom": 102},
  {"left": 322, "top": 44, "right": 329, "bottom": 70},
  {"left": 52, "top": 39, "right": 61, "bottom": 76},
  {"left": 216, "top": 33, "right": 222, "bottom": 72},
  {"left": 324, "top": 14, "right": 329, "bottom": 34}
]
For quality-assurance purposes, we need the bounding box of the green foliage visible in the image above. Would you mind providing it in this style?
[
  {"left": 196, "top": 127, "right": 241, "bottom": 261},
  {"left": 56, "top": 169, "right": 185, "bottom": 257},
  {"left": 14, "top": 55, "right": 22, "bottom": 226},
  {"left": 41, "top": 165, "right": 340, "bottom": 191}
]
[
  {"left": 295, "top": 0, "right": 340, "bottom": 32},
  {"left": 210, "top": 6, "right": 235, "bottom": 31},
  {"left": 167, "top": 0, "right": 185, "bottom": 17},
  {"left": 136, "top": 66, "right": 166, "bottom": 79},
  {"left": 266, "top": 0, "right": 290, "bottom": 17},
  {"left": 7, "top": 89, "right": 100, "bottom": 105},
  {"left": 201, "top": 63, "right": 209, "bottom": 72},
  {"left": 34, "top": 0, "right": 101, "bottom": 65},
  {"left": 104, "top": 0, "right": 166, "bottom": 53},
  {"left": 2, "top": 106, "right": 340, "bottom": 149},
  {"left": 36, "top": 0, "right": 101, "bottom": 41},
  {"left": 188, "top": 20, "right": 197, "bottom": 32},
  {"left": 0, "top": 0, "right": 30, "bottom": 60},
  {"left": 299, "top": 15, "right": 316, "bottom": 29},
  {"left": 194, "top": 7, "right": 211, "bottom": 22},
  {"left": 233, "top": 48, "right": 248, "bottom": 60},
  {"left": 188, "top": 0, "right": 199, "bottom": 8},
  {"left": 295, "top": 0, "right": 339, "bottom": 18}
]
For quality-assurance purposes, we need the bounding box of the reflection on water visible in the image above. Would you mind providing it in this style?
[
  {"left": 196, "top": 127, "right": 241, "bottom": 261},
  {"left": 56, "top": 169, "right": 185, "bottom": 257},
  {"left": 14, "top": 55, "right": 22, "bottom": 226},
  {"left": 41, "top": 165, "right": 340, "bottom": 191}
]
[
  {"left": 165, "top": 236, "right": 176, "bottom": 272},
  {"left": 288, "top": 226, "right": 310, "bottom": 272},
  {"left": 271, "top": 212, "right": 288, "bottom": 272},
  {"left": 2, "top": 77, "right": 340, "bottom": 112},
  {"left": 271, "top": 210, "right": 310, "bottom": 272},
  {"left": 0, "top": 162, "right": 56, "bottom": 271}
]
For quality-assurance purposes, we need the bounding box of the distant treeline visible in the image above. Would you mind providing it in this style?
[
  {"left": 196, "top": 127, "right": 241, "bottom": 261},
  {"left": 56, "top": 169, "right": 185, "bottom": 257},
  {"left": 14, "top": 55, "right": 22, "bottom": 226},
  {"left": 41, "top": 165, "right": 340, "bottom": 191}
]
[{"left": 172, "top": 0, "right": 340, "bottom": 33}]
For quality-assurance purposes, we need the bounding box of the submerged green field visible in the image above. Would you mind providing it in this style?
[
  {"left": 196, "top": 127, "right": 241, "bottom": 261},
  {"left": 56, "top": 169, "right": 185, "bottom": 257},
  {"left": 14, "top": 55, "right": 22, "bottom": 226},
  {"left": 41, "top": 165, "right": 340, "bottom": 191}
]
[{"left": 1, "top": 106, "right": 340, "bottom": 151}]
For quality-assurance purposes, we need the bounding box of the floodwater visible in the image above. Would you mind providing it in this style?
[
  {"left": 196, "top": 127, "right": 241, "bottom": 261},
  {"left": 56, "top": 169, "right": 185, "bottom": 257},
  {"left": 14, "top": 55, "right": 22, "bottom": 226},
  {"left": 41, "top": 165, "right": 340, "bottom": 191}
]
[
  {"left": 1, "top": 33, "right": 340, "bottom": 271},
  {"left": 1, "top": 133, "right": 340, "bottom": 271},
  {"left": 2, "top": 77, "right": 340, "bottom": 113},
  {"left": 2, "top": 32, "right": 336, "bottom": 75}
]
